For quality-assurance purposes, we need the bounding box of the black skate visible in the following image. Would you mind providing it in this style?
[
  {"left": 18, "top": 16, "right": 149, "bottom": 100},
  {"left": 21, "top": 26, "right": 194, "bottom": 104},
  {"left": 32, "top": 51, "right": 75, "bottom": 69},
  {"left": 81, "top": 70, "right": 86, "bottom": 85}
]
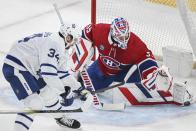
[{"left": 55, "top": 116, "right": 81, "bottom": 129}]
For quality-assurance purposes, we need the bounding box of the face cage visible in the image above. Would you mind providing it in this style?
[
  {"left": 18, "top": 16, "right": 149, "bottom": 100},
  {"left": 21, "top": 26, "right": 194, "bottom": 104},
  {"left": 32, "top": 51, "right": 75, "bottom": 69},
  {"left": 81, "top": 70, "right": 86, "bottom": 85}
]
[
  {"left": 112, "top": 21, "right": 130, "bottom": 49},
  {"left": 112, "top": 31, "right": 130, "bottom": 50},
  {"left": 113, "top": 36, "right": 128, "bottom": 49}
]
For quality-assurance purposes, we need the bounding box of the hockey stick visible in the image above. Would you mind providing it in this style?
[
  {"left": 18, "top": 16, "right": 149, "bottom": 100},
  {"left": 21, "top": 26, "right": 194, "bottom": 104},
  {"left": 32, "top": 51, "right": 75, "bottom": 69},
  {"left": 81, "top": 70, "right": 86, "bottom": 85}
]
[
  {"left": 79, "top": 65, "right": 137, "bottom": 110},
  {"left": 53, "top": 3, "right": 65, "bottom": 25},
  {"left": 95, "top": 64, "right": 137, "bottom": 93},
  {"left": 80, "top": 69, "right": 103, "bottom": 110},
  {"left": 0, "top": 93, "right": 93, "bottom": 114}
]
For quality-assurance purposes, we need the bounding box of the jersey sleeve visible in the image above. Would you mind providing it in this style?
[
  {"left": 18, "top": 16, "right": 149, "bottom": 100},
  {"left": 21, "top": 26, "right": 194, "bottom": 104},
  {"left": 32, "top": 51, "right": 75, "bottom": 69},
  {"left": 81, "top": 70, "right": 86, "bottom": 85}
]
[
  {"left": 57, "top": 53, "right": 81, "bottom": 90},
  {"left": 132, "top": 36, "right": 158, "bottom": 90},
  {"left": 82, "top": 24, "right": 94, "bottom": 41},
  {"left": 132, "top": 34, "right": 158, "bottom": 80},
  {"left": 58, "top": 70, "right": 81, "bottom": 90}
]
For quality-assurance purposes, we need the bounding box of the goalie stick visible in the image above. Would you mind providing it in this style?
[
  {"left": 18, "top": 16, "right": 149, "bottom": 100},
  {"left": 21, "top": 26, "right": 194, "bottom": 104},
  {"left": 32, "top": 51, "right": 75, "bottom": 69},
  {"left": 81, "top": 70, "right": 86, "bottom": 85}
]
[
  {"left": 80, "top": 65, "right": 137, "bottom": 110},
  {"left": 95, "top": 65, "right": 137, "bottom": 93},
  {"left": 0, "top": 93, "right": 93, "bottom": 114},
  {"left": 92, "top": 64, "right": 137, "bottom": 93}
]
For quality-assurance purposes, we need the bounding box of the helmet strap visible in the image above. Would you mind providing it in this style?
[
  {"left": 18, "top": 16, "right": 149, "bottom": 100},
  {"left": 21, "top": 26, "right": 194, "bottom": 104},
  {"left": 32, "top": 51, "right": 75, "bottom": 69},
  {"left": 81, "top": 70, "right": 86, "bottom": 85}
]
[{"left": 59, "top": 32, "right": 65, "bottom": 39}]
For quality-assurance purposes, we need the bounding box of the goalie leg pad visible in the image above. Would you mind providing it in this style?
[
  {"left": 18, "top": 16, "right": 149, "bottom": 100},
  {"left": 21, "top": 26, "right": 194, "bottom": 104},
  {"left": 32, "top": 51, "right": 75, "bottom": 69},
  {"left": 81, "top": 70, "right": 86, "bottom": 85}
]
[{"left": 172, "top": 82, "right": 192, "bottom": 106}]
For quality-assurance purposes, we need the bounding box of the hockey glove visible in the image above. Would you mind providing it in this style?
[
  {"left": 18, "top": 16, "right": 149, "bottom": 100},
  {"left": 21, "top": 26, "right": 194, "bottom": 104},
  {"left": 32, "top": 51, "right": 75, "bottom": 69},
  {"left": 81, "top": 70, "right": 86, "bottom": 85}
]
[
  {"left": 73, "top": 86, "right": 94, "bottom": 101},
  {"left": 60, "top": 86, "right": 74, "bottom": 106}
]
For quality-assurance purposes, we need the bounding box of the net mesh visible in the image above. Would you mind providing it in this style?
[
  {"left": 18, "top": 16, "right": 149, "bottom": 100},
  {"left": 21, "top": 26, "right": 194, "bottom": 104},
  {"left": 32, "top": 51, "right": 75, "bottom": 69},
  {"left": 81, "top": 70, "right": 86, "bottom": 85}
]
[
  {"left": 95, "top": 0, "right": 196, "bottom": 60},
  {"left": 145, "top": 0, "right": 196, "bottom": 12}
]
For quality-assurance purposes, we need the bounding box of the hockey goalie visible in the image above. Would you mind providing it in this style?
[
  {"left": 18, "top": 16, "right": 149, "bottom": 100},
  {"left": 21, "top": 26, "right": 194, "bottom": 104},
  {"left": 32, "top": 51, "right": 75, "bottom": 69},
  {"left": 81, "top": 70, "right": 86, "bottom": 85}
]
[
  {"left": 70, "top": 36, "right": 192, "bottom": 108},
  {"left": 71, "top": 18, "right": 192, "bottom": 106}
]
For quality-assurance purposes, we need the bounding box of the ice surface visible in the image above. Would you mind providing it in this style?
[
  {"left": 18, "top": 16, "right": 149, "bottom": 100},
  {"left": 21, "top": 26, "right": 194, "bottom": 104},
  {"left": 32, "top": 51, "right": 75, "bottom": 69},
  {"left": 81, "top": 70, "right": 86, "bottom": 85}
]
[{"left": 0, "top": 0, "right": 196, "bottom": 131}]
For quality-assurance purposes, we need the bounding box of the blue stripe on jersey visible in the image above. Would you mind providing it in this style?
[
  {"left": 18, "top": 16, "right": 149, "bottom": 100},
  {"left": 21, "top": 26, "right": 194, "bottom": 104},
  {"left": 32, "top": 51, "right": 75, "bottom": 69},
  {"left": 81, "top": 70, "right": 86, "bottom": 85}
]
[
  {"left": 59, "top": 73, "right": 70, "bottom": 79},
  {"left": 18, "top": 113, "right": 33, "bottom": 122},
  {"left": 45, "top": 100, "right": 59, "bottom": 108},
  {"left": 75, "top": 52, "right": 81, "bottom": 66},
  {"left": 15, "top": 121, "right": 29, "bottom": 130},
  {"left": 41, "top": 72, "right": 57, "bottom": 76},
  {"left": 75, "top": 44, "right": 81, "bottom": 55},
  {"left": 6, "top": 55, "right": 26, "bottom": 68},
  {"left": 81, "top": 30, "right": 86, "bottom": 39},
  {"left": 57, "top": 71, "right": 68, "bottom": 74},
  {"left": 40, "top": 63, "right": 57, "bottom": 70},
  {"left": 57, "top": 106, "right": 62, "bottom": 110}
]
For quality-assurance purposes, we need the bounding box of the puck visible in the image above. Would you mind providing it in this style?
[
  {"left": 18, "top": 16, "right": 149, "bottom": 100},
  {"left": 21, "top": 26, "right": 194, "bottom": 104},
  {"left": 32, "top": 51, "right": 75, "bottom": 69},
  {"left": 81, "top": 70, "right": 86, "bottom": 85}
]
[{"left": 184, "top": 101, "right": 190, "bottom": 106}]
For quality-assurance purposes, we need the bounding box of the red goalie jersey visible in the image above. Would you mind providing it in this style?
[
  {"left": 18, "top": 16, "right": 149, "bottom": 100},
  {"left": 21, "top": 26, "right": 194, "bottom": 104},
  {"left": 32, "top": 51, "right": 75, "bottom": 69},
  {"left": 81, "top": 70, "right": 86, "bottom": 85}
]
[{"left": 82, "top": 23, "right": 158, "bottom": 80}]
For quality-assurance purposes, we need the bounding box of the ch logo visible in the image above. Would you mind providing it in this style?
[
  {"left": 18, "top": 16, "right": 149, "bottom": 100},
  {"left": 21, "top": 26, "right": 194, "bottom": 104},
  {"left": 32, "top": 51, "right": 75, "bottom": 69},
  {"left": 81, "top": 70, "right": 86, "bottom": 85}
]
[
  {"left": 106, "top": 60, "right": 114, "bottom": 66},
  {"left": 100, "top": 55, "right": 120, "bottom": 70}
]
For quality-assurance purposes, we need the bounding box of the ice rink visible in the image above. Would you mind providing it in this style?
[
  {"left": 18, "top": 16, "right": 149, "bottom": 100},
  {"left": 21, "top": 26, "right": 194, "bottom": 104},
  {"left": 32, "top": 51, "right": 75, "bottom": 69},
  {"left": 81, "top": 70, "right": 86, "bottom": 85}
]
[{"left": 0, "top": 0, "right": 196, "bottom": 131}]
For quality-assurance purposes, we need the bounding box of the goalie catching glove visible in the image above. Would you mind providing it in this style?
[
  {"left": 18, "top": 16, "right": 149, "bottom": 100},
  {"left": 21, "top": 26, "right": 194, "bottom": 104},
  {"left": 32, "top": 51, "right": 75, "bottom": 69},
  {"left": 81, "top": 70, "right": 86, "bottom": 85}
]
[
  {"left": 73, "top": 86, "right": 94, "bottom": 101},
  {"left": 60, "top": 86, "right": 74, "bottom": 106}
]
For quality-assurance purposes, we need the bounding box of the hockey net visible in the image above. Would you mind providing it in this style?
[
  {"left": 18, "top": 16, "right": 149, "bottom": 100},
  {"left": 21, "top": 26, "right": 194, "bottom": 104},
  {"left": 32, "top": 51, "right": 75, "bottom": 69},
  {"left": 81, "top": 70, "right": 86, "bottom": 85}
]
[{"left": 91, "top": 0, "right": 196, "bottom": 63}]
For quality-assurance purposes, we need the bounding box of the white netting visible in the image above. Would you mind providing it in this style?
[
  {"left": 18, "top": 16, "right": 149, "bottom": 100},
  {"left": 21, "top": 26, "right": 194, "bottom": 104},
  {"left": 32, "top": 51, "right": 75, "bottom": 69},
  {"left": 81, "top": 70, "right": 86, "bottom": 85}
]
[{"left": 94, "top": 0, "right": 196, "bottom": 60}]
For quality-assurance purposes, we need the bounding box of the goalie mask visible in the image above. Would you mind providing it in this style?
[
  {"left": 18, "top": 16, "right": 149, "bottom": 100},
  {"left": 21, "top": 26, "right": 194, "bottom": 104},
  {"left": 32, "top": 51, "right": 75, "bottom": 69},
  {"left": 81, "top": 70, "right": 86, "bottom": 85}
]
[
  {"left": 59, "top": 24, "right": 81, "bottom": 49},
  {"left": 110, "top": 17, "right": 130, "bottom": 50}
]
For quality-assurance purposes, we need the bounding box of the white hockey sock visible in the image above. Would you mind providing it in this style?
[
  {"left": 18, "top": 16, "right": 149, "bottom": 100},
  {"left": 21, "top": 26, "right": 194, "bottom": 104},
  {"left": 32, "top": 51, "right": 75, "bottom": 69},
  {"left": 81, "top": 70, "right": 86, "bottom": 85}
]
[{"left": 13, "top": 113, "right": 34, "bottom": 131}]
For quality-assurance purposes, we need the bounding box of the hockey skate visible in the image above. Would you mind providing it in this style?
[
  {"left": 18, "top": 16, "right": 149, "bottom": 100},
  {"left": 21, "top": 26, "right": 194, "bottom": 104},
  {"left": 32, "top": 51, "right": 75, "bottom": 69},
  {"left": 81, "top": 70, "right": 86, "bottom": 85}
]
[
  {"left": 172, "top": 82, "right": 193, "bottom": 106},
  {"left": 55, "top": 115, "right": 81, "bottom": 129}
]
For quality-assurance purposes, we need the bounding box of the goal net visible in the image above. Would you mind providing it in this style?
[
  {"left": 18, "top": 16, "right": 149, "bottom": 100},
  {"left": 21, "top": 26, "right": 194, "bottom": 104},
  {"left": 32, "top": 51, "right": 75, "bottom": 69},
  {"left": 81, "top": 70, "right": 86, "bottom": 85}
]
[{"left": 91, "top": 0, "right": 196, "bottom": 62}]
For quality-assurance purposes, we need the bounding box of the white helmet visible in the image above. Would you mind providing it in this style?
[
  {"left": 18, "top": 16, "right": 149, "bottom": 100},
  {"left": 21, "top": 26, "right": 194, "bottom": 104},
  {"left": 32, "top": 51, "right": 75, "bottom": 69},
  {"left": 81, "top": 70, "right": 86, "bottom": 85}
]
[
  {"left": 59, "top": 24, "right": 81, "bottom": 49},
  {"left": 110, "top": 17, "right": 130, "bottom": 49}
]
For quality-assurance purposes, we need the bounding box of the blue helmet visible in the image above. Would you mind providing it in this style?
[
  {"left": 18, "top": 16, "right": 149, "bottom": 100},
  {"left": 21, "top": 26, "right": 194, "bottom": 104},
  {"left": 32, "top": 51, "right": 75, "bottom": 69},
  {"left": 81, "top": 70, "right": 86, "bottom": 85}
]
[{"left": 110, "top": 17, "right": 130, "bottom": 49}]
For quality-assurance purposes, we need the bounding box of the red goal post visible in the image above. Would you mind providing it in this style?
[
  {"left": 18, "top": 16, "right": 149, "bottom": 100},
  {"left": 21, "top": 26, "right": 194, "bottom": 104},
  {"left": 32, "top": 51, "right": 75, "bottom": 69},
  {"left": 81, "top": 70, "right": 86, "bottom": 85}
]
[{"left": 91, "top": 0, "right": 196, "bottom": 67}]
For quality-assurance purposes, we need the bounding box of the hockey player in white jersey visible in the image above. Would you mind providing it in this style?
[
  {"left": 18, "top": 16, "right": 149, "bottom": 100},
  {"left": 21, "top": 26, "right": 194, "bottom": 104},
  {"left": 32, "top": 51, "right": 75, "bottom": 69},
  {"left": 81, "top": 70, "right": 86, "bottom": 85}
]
[{"left": 2, "top": 24, "right": 91, "bottom": 130}]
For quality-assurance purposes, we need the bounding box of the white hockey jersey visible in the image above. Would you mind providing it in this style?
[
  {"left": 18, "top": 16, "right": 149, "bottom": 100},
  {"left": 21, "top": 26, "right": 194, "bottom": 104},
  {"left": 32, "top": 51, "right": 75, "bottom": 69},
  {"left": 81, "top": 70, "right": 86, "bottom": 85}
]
[{"left": 4, "top": 32, "right": 81, "bottom": 92}]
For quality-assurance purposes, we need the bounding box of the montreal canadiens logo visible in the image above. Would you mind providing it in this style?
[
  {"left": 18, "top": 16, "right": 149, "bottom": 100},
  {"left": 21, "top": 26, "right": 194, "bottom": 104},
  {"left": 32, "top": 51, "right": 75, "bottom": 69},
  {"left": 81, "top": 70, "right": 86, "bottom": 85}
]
[{"left": 100, "top": 56, "right": 120, "bottom": 70}]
